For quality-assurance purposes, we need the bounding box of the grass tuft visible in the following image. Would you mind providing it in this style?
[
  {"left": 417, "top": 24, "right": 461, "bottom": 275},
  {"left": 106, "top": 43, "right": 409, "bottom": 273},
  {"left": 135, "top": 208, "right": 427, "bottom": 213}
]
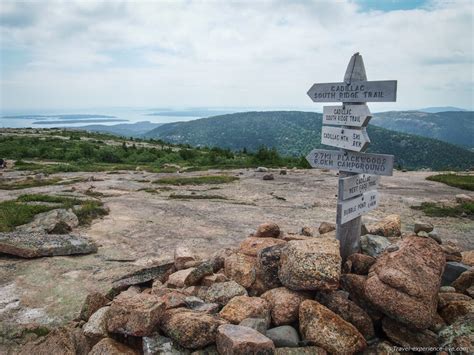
[
  {"left": 426, "top": 174, "right": 474, "bottom": 191},
  {"left": 0, "top": 201, "right": 55, "bottom": 232},
  {"left": 411, "top": 202, "right": 473, "bottom": 218},
  {"left": 153, "top": 175, "right": 238, "bottom": 186}
]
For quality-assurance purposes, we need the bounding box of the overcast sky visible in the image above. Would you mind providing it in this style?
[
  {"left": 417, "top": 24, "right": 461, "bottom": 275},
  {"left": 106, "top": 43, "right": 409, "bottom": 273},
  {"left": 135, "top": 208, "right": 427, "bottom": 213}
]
[{"left": 1, "top": 0, "right": 473, "bottom": 112}]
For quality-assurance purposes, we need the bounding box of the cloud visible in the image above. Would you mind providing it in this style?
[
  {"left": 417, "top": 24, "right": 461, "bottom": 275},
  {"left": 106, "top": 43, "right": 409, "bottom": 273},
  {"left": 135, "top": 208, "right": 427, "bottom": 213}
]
[{"left": 0, "top": 0, "right": 472, "bottom": 111}]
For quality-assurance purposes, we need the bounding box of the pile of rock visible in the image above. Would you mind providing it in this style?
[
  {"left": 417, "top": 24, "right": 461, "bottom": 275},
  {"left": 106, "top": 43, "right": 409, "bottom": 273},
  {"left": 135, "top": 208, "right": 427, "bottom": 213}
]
[{"left": 21, "top": 218, "right": 473, "bottom": 354}]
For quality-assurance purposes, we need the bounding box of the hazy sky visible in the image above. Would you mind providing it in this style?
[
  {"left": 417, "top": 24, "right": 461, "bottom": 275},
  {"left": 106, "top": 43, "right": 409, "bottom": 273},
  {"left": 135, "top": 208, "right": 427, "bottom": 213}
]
[{"left": 1, "top": 0, "right": 473, "bottom": 112}]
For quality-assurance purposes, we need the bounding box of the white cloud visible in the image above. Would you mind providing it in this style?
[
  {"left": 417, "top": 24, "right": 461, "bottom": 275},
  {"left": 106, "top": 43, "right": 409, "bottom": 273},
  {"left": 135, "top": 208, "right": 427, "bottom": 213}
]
[{"left": 0, "top": 0, "right": 472, "bottom": 111}]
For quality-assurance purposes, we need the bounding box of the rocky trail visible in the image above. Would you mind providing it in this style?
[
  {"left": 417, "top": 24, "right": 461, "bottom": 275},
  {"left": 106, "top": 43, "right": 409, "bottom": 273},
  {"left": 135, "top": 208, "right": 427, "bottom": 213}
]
[{"left": 0, "top": 167, "right": 473, "bottom": 353}]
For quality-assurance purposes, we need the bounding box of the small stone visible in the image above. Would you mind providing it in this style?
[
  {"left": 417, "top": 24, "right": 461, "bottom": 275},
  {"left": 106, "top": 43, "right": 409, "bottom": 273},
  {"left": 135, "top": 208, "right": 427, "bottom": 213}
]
[
  {"left": 299, "top": 300, "right": 366, "bottom": 354},
  {"left": 255, "top": 223, "right": 281, "bottom": 238},
  {"left": 344, "top": 253, "right": 375, "bottom": 275},
  {"left": 417, "top": 230, "right": 429, "bottom": 238},
  {"left": 239, "top": 237, "right": 286, "bottom": 257},
  {"left": 216, "top": 324, "right": 275, "bottom": 355},
  {"left": 439, "top": 292, "right": 471, "bottom": 310},
  {"left": 255, "top": 244, "right": 285, "bottom": 290},
  {"left": 382, "top": 317, "right": 438, "bottom": 348},
  {"left": 201, "top": 274, "right": 228, "bottom": 286},
  {"left": 261, "top": 287, "right": 310, "bottom": 326},
  {"left": 414, "top": 221, "right": 434, "bottom": 234},
  {"left": 143, "top": 333, "right": 188, "bottom": 355},
  {"left": 439, "top": 300, "right": 474, "bottom": 325},
  {"left": 219, "top": 296, "right": 270, "bottom": 324},
  {"left": 441, "top": 241, "right": 463, "bottom": 262},
  {"left": 300, "top": 227, "right": 313, "bottom": 237},
  {"left": 160, "top": 290, "right": 187, "bottom": 309},
  {"left": 204, "top": 281, "right": 248, "bottom": 306},
  {"left": 256, "top": 167, "right": 269, "bottom": 172},
  {"left": 360, "top": 234, "right": 391, "bottom": 258},
  {"left": 278, "top": 238, "right": 341, "bottom": 291},
  {"left": 239, "top": 318, "right": 269, "bottom": 335},
  {"left": 439, "top": 286, "right": 456, "bottom": 293},
  {"left": 224, "top": 253, "right": 256, "bottom": 288},
  {"left": 175, "top": 247, "right": 197, "bottom": 270},
  {"left": 160, "top": 308, "right": 226, "bottom": 349},
  {"left": 110, "top": 261, "right": 175, "bottom": 297},
  {"left": 80, "top": 292, "right": 110, "bottom": 321},
  {"left": 185, "top": 296, "right": 220, "bottom": 314},
  {"left": 428, "top": 231, "right": 442, "bottom": 244},
  {"left": 266, "top": 326, "right": 299, "bottom": 348},
  {"left": 385, "top": 245, "right": 399, "bottom": 252},
  {"left": 262, "top": 174, "right": 274, "bottom": 181},
  {"left": 315, "top": 291, "right": 375, "bottom": 340},
  {"left": 0, "top": 231, "right": 97, "bottom": 258},
  {"left": 83, "top": 306, "right": 109, "bottom": 340},
  {"left": 16, "top": 208, "right": 79, "bottom": 234},
  {"left": 461, "top": 250, "right": 474, "bottom": 266},
  {"left": 318, "top": 222, "right": 335, "bottom": 235},
  {"left": 279, "top": 170, "right": 287, "bottom": 175},
  {"left": 89, "top": 338, "right": 138, "bottom": 355},
  {"left": 441, "top": 262, "right": 470, "bottom": 286},
  {"left": 439, "top": 313, "right": 474, "bottom": 350},
  {"left": 366, "top": 214, "right": 401, "bottom": 238},
  {"left": 167, "top": 268, "right": 197, "bottom": 288},
  {"left": 452, "top": 269, "right": 474, "bottom": 293},
  {"left": 455, "top": 194, "right": 473, "bottom": 204},
  {"left": 107, "top": 292, "right": 165, "bottom": 336}
]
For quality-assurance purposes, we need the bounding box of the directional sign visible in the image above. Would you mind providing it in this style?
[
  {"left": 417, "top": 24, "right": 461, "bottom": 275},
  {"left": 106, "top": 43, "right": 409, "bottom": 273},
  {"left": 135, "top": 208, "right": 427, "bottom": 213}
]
[
  {"left": 339, "top": 174, "right": 379, "bottom": 200},
  {"left": 337, "top": 190, "right": 379, "bottom": 224},
  {"left": 307, "top": 80, "right": 397, "bottom": 102},
  {"left": 305, "top": 149, "right": 394, "bottom": 176},
  {"left": 323, "top": 104, "right": 371, "bottom": 127},
  {"left": 321, "top": 126, "right": 370, "bottom": 152}
]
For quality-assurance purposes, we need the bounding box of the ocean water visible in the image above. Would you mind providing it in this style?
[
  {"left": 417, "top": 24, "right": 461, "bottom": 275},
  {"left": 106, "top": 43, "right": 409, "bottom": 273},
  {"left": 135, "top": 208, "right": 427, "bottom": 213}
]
[{"left": 0, "top": 107, "right": 235, "bottom": 128}]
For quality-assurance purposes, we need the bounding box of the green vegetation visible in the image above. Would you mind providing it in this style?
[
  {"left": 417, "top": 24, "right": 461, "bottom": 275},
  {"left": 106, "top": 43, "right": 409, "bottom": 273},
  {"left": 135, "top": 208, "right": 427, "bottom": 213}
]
[
  {"left": 411, "top": 202, "right": 474, "bottom": 218},
  {"left": 145, "top": 111, "right": 474, "bottom": 171},
  {"left": 74, "top": 200, "right": 108, "bottom": 225},
  {"left": 154, "top": 175, "right": 239, "bottom": 185},
  {"left": 0, "top": 194, "right": 108, "bottom": 232},
  {"left": 169, "top": 193, "right": 228, "bottom": 200},
  {"left": 0, "top": 176, "right": 86, "bottom": 190},
  {"left": 0, "top": 132, "right": 308, "bottom": 174},
  {"left": 0, "top": 201, "right": 55, "bottom": 232},
  {"left": 426, "top": 174, "right": 474, "bottom": 191}
]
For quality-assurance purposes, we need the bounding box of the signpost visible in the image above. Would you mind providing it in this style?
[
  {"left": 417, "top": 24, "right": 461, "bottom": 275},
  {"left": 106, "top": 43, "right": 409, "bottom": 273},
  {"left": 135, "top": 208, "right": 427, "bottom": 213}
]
[{"left": 305, "top": 52, "right": 397, "bottom": 259}]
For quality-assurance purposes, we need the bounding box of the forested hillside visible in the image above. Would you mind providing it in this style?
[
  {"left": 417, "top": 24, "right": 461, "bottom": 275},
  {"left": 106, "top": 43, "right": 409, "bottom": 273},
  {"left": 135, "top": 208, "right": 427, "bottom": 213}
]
[{"left": 145, "top": 111, "right": 474, "bottom": 170}]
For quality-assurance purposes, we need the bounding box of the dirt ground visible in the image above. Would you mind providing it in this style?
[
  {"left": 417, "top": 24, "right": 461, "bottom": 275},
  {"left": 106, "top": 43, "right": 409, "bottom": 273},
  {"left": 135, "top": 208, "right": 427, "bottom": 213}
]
[{"left": 0, "top": 167, "right": 473, "bottom": 350}]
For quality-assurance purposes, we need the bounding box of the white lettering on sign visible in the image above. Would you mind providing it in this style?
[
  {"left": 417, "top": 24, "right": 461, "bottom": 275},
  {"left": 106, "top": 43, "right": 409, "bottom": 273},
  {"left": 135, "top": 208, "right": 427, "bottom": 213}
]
[
  {"left": 321, "top": 126, "right": 370, "bottom": 152},
  {"left": 307, "top": 80, "right": 397, "bottom": 102},
  {"left": 339, "top": 174, "right": 379, "bottom": 200},
  {"left": 323, "top": 104, "right": 371, "bottom": 127},
  {"left": 305, "top": 149, "right": 394, "bottom": 176},
  {"left": 337, "top": 190, "right": 379, "bottom": 224}
]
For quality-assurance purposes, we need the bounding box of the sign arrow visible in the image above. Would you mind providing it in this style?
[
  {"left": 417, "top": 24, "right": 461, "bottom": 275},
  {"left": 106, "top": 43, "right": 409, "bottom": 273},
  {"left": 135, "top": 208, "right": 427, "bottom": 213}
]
[
  {"left": 321, "top": 126, "right": 370, "bottom": 152},
  {"left": 337, "top": 190, "right": 379, "bottom": 224},
  {"left": 307, "top": 80, "right": 397, "bottom": 102},
  {"left": 305, "top": 149, "right": 394, "bottom": 176},
  {"left": 323, "top": 104, "right": 371, "bottom": 127}
]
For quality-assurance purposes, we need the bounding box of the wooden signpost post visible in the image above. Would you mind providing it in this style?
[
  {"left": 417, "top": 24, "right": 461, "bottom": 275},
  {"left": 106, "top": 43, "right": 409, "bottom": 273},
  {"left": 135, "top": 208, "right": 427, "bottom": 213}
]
[{"left": 306, "top": 53, "right": 397, "bottom": 259}]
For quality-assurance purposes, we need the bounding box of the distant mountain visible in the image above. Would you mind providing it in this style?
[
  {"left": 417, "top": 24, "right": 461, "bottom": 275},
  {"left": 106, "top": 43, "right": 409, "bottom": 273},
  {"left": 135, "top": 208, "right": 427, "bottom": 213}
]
[
  {"left": 76, "top": 121, "right": 162, "bottom": 138},
  {"left": 144, "top": 111, "right": 474, "bottom": 171},
  {"left": 417, "top": 107, "right": 468, "bottom": 113},
  {"left": 371, "top": 111, "right": 473, "bottom": 149}
]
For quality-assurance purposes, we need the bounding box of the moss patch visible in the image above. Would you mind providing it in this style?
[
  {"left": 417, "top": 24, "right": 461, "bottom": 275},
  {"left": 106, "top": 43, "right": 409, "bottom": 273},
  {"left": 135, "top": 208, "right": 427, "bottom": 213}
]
[
  {"left": 411, "top": 202, "right": 474, "bottom": 218},
  {"left": 426, "top": 174, "right": 474, "bottom": 191}
]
